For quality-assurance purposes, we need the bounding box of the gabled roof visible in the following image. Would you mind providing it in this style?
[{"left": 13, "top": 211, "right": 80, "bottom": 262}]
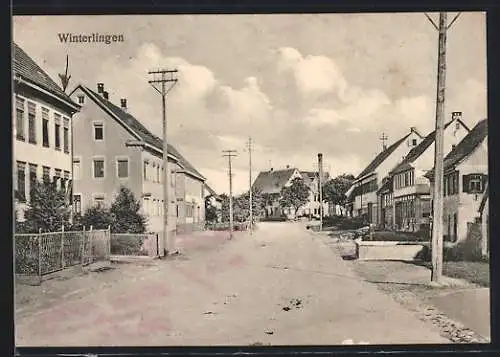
[
  {"left": 252, "top": 168, "right": 297, "bottom": 194},
  {"left": 356, "top": 131, "right": 412, "bottom": 180},
  {"left": 425, "top": 119, "right": 488, "bottom": 178},
  {"left": 204, "top": 183, "right": 217, "bottom": 196},
  {"left": 377, "top": 176, "right": 393, "bottom": 193},
  {"left": 13, "top": 42, "right": 78, "bottom": 110},
  {"left": 390, "top": 119, "right": 463, "bottom": 175},
  {"left": 78, "top": 85, "right": 205, "bottom": 181}
]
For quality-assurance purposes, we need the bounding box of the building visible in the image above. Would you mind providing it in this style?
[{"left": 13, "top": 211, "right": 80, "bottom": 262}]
[
  {"left": 252, "top": 166, "right": 328, "bottom": 219},
  {"left": 69, "top": 83, "right": 206, "bottom": 234},
  {"left": 345, "top": 127, "right": 423, "bottom": 224},
  {"left": 425, "top": 119, "right": 488, "bottom": 244},
  {"left": 13, "top": 42, "right": 81, "bottom": 222},
  {"left": 381, "top": 112, "right": 470, "bottom": 232},
  {"left": 204, "top": 183, "right": 223, "bottom": 223}
]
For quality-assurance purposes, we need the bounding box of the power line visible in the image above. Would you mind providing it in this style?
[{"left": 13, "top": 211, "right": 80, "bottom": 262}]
[
  {"left": 148, "top": 68, "right": 178, "bottom": 255},
  {"left": 222, "top": 149, "right": 238, "bottom": 239}
]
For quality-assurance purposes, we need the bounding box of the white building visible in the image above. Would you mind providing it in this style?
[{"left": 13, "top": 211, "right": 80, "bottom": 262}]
[{"left": 13, "top": 42, "right": 80, "bottom": 222}]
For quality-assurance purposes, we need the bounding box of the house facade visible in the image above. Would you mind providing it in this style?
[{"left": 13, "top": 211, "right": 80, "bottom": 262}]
[
  {"left": 13, "top": 43, "right": 81, "bottom": 222},
  {"left": 346, "top": 127, "right": 423, "bottom": 224},
  {"left": 381, "top": 112, "right": 470, "bottom": 233},
  {"left": 252, "top": 166, "right": 328, "bottom": 219},
  {"left": 425, "top": 119, "right": 488, "bottom": 244},
  {"left": 69, "top": 83, "right": 206, "bottom": 234},
  {"left": 479, "top": 183, "right": 489, "bottom": 258}
]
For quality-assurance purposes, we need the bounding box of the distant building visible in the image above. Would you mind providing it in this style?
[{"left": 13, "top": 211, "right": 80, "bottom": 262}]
[
  {"left": 345, "top": 127, "right": 423, "bottom": 224},
  {"left": 204, "top": 183, "right": 222, "bottom": 223},
  {"left": 13, "top": 42, "right": 80, "bottom": 222},
  {"left": 252, "top": 166, "right": 328, "bottom": 219},
  {"left": 69, "top": 83, "right": 206, "bottom": 234},
  {"left": 425, "top": 119, "right": 488, "bottom": 244},
  {"left": 381, "top": 112, "right": 470, "bottom": 232}
]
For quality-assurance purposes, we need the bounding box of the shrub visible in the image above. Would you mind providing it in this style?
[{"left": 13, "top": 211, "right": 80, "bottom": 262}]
[
  {"left": 323, "top": 215, "right": 366, "bottom": 230},
  {"left": 110, "top": 235, "right": 146, "bottom": 255}
]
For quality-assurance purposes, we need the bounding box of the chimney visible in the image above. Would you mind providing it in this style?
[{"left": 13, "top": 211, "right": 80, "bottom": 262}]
[
  {"left": 120, "top": 98, "right": 127, "bottom": 110},
  {"left": 103, "top": 91, "right": 109, "bottom": 100},
  {"left": 410, "top": 126, "right": 417, "bottom": 132},
  {"left": 452, "top": 111, "right": 462, "bottom": 121},
  {"left": 270, "top": 168, "right": 274, "bottom": 172},
  {"left": 97, "top": 83, "right": 104, "bottom": 94},
  {"left": 286, "top": 165, "right": 290, "bottom": 169}
]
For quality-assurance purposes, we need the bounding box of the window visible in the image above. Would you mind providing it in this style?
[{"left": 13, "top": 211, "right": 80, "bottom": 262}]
[
  {"left": 63, "top": 118, "right": 69, "bottom": 153},
  {"left": 73, "top": 194, "right": 82, "bottom": 215},
  {"left": 73, "top": 158, "right": 81, "bottom": 180},
  {"left": 15, "top": 97, "right": 25, "bottom": 141},
  {"left": 143, "top": 197, "right": 150, "bottom": 215},
  {"left": 28, "top": 102, "right": 36, "bottom": 144},
  {"left": 77, "top": 95, "right": 85, "bottom": 104},
  {"left": 156, "top": 165, "right": 160, "bottom": 182},
  {"left": 186, "top": 203, "right": 194, "bottom": 218},
  {"left": 54, "top": 169, "right": 62, "bottom": 187},
  {"left": 16, "top": 161, "right": 26, "bottom": 202},
  {"left": 93, "top": 195, "right": 105, "bottom": 209},
  {"left": 29, "top": 164, "right": 37, "bottom": 187},
  {"left": 117, "top": 158, "right": 129, "bottom": 178},
  {"left": 143, "top": 161, "right": 148, "bottom": 181},
  {"left": 412, "top": 139, "right": 417, "bottom": 146},
  {"left": 93, "top": 158, "right": 105, "bottom": 178},
  {"left": 42, "top": 166, "right": 50, "bottom": 183},
  {"left": 93, "top": 122, "right": 104, "bottom": 141},
  {"left": 469, "top": 174, "right": 483, "bottom": 193},
  {"left": 455, "top": 122, "right": 460, "bottom": 130},
  {"left": 54, "top": 114, "right": 61, "bottom": 150},
  {"left": 42, "top": 108, "right": 49, "bottom": 147},
  {"left": 452, "top": 144, "right": 456, "bottom": 150}
]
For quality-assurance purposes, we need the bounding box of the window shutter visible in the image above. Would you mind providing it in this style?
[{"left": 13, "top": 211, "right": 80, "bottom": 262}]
[
  {"left": 462, "top": 174, "right": 470, "bottom": 193},
  {"left": 481, "top": 174, "right": 488, "bottom": 193}
]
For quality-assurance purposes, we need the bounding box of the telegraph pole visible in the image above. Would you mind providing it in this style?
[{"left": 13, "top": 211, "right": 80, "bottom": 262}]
[
  {"left": 380, "top": 132, "right": 388, "bottom": 151},
  {"left": 148, "top": 69, "right": 178, "bottom": 255},
  {"left": 425, "top": 12, "right": 461, "bottom": 283},
  {"left": 223, "top": 150, "right": 238, "bottom": 239},
  {"left": 248, "top": 137, "right": 253, "bottom": 234},
  {"left": 318, "top": 153, "right": 324, "bottom": 231}
]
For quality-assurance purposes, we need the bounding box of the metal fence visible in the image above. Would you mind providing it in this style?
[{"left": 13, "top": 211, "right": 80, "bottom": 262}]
[
  {"left": 110, "top": 233, "right": 161, "bottom": 257},
  {"left": 15, "top": 227, "right": 111, "bottom": 282}
]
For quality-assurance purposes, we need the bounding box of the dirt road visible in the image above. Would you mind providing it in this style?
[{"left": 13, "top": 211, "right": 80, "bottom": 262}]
[{"left": 15, "top": 222, "right": 449, "bottom": 346}]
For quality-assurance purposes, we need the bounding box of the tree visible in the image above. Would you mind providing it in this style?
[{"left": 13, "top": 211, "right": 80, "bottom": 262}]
[
  {"left": 219, "top": 193, "right": 230, "bottom": 222},
  {"left": 205, "top": 195, "right": 220, "bottom": 223},
  {"left": 20, "top": 181, "right": 71, "bottom": 233},
  {"left": 109, "top": 186, "right": 147, "bottom": 233},
  {"left": 322, "top": 174, "right": 355, "bottom": 215},
  {"left": 79, "top": 206, "right": 114, "bottom": 231},
  {"left": 279, "top": 177, "right": 310, "bottom": 216}
]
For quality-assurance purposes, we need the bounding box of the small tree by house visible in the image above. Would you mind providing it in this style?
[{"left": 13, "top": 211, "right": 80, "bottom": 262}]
[
  {"left": 322, "top": 174, "right": 355, "bottom": 216},
  {"left": 78, "top": 206, "right": 114, "bottom": 231},
  {"left": 279, "top": 177, "right": 310, "bottom": 217},
  {"left": 110, "top": 186, "right": 147, "bottom": 234},
  {"left": 205, "top": 195, "right": 220, "bottom": 224},
  {"left": 17, "top": 181, "right": 71, "bottom": 233}
]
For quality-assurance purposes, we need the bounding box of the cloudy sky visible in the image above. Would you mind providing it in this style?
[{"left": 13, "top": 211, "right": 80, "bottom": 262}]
[{"left": 13, "top": 13, "right": 487, "bottom": 195}]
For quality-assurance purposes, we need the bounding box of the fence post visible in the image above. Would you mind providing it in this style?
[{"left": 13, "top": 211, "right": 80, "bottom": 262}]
[
  {"left": 107, "top": 225, "right": 111, "bottom": 261},
  {"left": 81, "top": 226, "right": 86, "bottom": 266},
  {"left": 90, "top": 225, "right": 93, "bottom": 264},
  {"left": 38, "top": 228, "right": 42, "bottom": 283},
  {"left": 61, "top": 224, "right": 65, "bottom": 268}
]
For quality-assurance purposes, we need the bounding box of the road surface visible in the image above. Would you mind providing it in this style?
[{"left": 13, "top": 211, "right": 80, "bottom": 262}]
[{"left": 15, "top": 222, "right": 449, "bottom": 346}]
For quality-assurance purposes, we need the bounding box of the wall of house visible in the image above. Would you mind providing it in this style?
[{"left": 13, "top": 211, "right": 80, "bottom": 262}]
[
  {"left": 450, "top": 139, "right": 488, "bottom": 243},
  {"left": 13, "top": 91, "right": 75, "bottom": 220},
  {"left": 184, "top": 174, "right": 206, "bottom": 225},
  {"left": 141, "top": 149, "right": 178, "bottom": 233},
  {"left": 71, "top": 88, "right": 143, "bottom": 215}
]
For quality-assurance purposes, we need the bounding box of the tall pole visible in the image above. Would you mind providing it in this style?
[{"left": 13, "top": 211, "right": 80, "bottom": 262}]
[
  {"left": 425, "top": 12, "right": 461, "bottom": 283},
  {"left": 248, "top": 137, "right": 253, "bottom": 234},
  {"left": 318, "top": 153, "right": 324, "bottom": 231},
  {"left": 223, "top": 150, "right": 238, "bottom": 239},
  {"left": 148, "top": 69, "right": 178, "bottom": 255}
]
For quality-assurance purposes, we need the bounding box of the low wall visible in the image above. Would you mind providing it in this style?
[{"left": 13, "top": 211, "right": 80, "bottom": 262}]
[{"left": 355, "top": 241, "right": 426, "bottom": 261}]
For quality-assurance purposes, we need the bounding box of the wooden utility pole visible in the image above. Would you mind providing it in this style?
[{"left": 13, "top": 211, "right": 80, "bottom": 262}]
[
  {"left": 223, "top": 150, "right": 238, "bottom": 239},
  {"left": 318, "top": 153, "right": 324, "bottom": 231},
  {"left": 148, "top": 69, "right": 178, "bottom": 255},
  {"left": 425, "top": 12, "right": 461, "bottom": 283},
  {"left": 248, "top": 137, "right": 253, "bottom": 234}
]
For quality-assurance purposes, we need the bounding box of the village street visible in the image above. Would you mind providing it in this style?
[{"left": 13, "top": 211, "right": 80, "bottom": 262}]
[{"left": 15, "top": 222, "right": 452, "bottom": 346}]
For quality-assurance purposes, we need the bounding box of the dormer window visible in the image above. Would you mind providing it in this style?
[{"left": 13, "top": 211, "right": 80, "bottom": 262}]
[
  {"left": 78, "top": 95, "right": 85, "bottom": 104},
  {"left": 455, "top": 122, "right": 460, "bottom": 130},
  {"left": 412, "top": 139, "right": 417, "bottom": 146}
]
